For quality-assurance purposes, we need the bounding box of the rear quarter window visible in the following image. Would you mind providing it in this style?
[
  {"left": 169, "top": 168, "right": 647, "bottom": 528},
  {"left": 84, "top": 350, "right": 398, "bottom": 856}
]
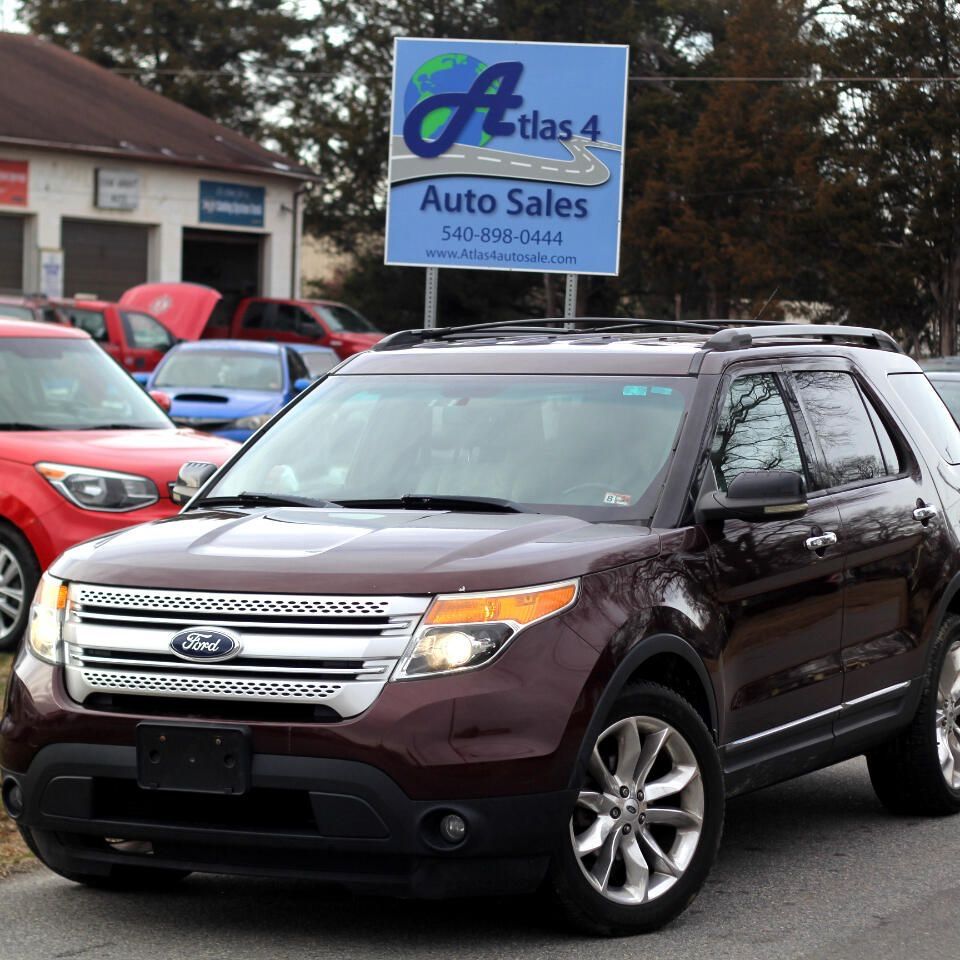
[{"left": 889, "top": 373, "right": 960, "bottom": 464}]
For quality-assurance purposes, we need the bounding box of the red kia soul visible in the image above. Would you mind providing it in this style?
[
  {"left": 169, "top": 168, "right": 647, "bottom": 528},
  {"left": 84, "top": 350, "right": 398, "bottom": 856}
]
[{"left": 0, "top": 319, "right": 238, "bottom": 650}]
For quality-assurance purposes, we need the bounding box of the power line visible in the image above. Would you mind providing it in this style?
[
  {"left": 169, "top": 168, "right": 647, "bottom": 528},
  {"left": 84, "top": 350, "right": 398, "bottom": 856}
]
[{"left": 105, "top": 67, "right": 960, "bottom": 85}]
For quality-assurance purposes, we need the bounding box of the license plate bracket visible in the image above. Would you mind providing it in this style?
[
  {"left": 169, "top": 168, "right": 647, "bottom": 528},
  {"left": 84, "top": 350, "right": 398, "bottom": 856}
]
[{"left": 136, "top": 723, "right": 251, "bottom": 795}]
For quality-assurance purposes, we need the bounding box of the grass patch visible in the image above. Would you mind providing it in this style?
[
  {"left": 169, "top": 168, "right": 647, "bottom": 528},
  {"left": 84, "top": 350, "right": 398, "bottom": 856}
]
[{"left": 0, "top": 652, "right": 34, "bottom": 876}]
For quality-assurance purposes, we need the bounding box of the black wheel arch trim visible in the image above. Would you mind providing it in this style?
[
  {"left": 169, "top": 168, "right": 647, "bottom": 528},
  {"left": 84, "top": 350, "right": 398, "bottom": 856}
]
[
  {"left": 925, "top": 571, "right": 960, "bottom": 670},
  {"left": 567, "top": 633, "right": 718, "bottom": 791}
]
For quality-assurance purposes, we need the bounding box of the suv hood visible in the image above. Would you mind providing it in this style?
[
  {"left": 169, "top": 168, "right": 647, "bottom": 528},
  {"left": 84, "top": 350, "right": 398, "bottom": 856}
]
[{"left": 51, "top": 507, "right": 660, "bottom": 594}]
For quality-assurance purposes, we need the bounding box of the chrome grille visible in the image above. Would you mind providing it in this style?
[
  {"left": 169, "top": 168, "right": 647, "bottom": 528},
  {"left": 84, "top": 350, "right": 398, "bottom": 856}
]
[{"left": 64, "top": 584, "right": 430, "bottom": 717}]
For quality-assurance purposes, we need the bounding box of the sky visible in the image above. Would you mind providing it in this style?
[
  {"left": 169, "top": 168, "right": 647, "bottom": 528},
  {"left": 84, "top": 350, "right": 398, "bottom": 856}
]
[{"left": 0, "top": 1, "right": 23, "bottom": 31}]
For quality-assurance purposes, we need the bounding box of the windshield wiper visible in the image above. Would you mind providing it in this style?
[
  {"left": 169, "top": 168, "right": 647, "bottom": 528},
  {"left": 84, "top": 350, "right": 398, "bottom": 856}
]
[
  {"left": 0, "top": 423, "right": 57, "bottom": 431},
  {"left": 331, "top": 494, "right": 527, "bottom": 513},
  {"left": 190, "top": 492, "right": 340, "bottom": 510},
  {"left": 74, "top": 423, "right": 154, "bottom": 430}
]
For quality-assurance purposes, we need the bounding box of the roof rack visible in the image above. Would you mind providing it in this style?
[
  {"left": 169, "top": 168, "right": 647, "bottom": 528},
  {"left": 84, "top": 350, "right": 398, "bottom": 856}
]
[
  {"left": 373, "top": 317, "right": 785, "bottom": 351},
  {"left": 688, "top": 324, "right": 902, "bottom": 372}
]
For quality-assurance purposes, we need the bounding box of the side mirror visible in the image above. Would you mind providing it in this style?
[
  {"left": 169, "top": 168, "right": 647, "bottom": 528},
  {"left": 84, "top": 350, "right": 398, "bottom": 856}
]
[
  {"left": 149, "top": 389, "right": 172, "bottom": 412},
  {"left": 293, "top": 377, "right": 312, "bottom": 393},
  {"left": 132, "top": 372, "right": 150, "bottom": 388},
  {"left": 171, "top": 461, "right": 218, "bottom": 506},
  {"left": 696, "top": 469, "right": 808, "bottom": 523}
]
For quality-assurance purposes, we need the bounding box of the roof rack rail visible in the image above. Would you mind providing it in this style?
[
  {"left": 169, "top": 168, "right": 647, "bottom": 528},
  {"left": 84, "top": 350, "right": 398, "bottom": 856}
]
[
  {"left": 373, "top": 316, "right": 791, "bottom": 351},
  {"left": 688, "top": 324, "right": 903, "bottom": 372}
]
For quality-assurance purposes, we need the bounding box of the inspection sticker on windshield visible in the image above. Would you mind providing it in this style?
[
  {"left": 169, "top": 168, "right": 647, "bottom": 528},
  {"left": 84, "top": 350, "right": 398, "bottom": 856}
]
[{"left": 603, "top": 491, "right": 632, "bottom": 506}]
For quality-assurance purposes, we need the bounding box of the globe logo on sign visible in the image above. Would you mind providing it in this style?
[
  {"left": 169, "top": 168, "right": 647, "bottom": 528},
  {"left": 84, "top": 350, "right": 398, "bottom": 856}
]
[{"left": 402, "top": 54, "right": 523, "bottom": 158}]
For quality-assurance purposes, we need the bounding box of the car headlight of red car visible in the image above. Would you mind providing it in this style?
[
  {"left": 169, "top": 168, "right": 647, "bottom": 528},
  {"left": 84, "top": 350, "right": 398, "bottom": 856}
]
[
  {"left": 394, "top": 580, "right": 579, "bottom": 679},
  {"left": 36, "top": 462, "right": 159, "bottom": 512}
]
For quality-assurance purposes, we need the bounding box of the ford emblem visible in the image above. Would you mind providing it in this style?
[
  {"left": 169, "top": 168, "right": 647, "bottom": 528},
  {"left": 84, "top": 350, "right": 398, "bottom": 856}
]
[{"left": 169, "top": 627, "right": 241, "bottom": 663}]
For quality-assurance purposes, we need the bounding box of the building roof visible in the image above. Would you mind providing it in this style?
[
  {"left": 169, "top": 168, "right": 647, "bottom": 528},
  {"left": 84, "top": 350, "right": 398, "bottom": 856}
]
[{"left": 0, "top": 33, "right": 315, "bottom": 182}]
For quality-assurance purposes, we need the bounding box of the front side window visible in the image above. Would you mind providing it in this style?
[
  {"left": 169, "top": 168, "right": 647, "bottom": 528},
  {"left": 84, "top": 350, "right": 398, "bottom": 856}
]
[
  {"left": 122, "top": 311, "right": 173, "bottom": 351},
  {"left": 314, "top": 304, "right": 378, "bottom": 334},
  {"left": 711, "top": 373, "right": 805, "bottom": 491},
  {"left": 275, "top": 304, "right": 318, "bottom": 334},
  {"left": 204, "top": 374, "right": 693, "bottom": 521},
  {"left": 793, "top": 371, "right": 887, "bottom": 488},
  {"left": 0, "top": 337, "right": 171, "bottom": 430},
  {"left": 155, "top": 348, "right": 283, "bottom": 392}
]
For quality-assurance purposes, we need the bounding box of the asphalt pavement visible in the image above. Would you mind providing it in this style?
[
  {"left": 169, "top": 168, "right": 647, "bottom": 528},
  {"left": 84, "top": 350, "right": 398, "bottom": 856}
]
[{"left": 2, "top": 757, "right": 958, "bottom": 960}]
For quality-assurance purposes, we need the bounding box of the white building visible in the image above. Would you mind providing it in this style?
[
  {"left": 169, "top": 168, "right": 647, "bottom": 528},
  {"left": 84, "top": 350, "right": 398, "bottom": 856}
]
[{"left": 0, "top": 32, "right": 315, "bottom": 310}]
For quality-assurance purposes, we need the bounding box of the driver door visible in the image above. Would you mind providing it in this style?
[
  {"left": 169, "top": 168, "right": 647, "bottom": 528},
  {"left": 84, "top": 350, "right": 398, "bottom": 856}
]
[{"left": 701, "top": 366, "right": 844, "bottom": 757}]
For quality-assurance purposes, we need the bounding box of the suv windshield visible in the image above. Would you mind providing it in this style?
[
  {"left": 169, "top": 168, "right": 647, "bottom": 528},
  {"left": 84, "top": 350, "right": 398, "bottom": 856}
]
[
  {"left": 0, "top": 337, "right": 171, "bottom": 430},
  {"left": 156, "top": 349, "right": 283, "bottom": 392},
  {"left": 205, "top": 374, "right": 692, "bottom": 521},
  {"left": 313, "top": 304, "right": 379, "bottom": 334}
]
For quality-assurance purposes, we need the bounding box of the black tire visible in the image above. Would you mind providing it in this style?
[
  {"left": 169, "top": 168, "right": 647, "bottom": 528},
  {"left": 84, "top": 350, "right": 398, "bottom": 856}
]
[
  {"left": 18, "top": 826, "right": 190, "bottom": 890},
  {"left": 0, "top": 523, "right": 39, "bottom": 652},
  {"left": 550, "top": 682, "right": 724, "bottom": 936},
  {"left": 867, "top": 615, "right": 960, "bottom": 817}
]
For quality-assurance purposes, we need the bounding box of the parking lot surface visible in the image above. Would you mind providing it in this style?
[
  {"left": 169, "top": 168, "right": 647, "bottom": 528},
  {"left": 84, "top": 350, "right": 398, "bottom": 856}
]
[{"left": 2, "top": 757, "right": 957, "bottom": 960}]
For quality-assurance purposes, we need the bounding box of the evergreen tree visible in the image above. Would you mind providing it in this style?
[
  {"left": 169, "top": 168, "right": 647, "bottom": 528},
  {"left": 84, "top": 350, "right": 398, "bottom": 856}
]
[
  {"left": 19, "top": 0, "right": 308, "bottom": 138},
  {"left": 816, "top": 0, "right": 960, "bottom": 355}
]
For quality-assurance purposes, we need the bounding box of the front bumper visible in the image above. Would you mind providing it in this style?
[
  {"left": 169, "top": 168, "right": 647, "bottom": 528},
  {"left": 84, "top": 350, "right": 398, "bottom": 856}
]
[{"left": 2, "top": 743, "right": 573, "bottom": 897}]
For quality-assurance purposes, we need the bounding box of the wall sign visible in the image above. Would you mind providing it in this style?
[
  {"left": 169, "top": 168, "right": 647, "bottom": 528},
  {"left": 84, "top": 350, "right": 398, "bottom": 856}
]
[
  {"left": 385, "top": 39, "right": 628, "bottom": 275},
  {"left": 39, "top": 249, "right": 63, "bottom": 299},
  {"left": 96, "top": 169, "right": 140, "bottom": 210},
  {"left": 0, "top": 160, "right": 28, "bottom": 207},
  {"left": 199, "top": 180, "right": 265, "bottom": 227}
]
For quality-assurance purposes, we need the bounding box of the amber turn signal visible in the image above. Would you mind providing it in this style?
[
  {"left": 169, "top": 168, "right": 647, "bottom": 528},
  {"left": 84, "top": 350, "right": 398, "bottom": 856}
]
[{"left": 424, "top": 581, "right": 577, "bottom": 627}]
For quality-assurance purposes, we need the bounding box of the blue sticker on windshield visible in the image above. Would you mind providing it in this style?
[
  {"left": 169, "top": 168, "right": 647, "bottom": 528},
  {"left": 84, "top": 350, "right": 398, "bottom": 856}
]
[
  {"left": 623, "top": 385, "right": 648, "bottom": 396},
  {"left": 651, "top": 386, "right": 674, "bottom": 396}
]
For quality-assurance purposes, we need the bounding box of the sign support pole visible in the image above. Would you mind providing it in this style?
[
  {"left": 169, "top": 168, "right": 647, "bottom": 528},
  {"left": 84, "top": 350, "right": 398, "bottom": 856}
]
[
  {"left": 425, "top": 267, "right": 439, "bottom": 328},
  {"left": 563, "top": 273, "right": 579, "bottom": 329}
]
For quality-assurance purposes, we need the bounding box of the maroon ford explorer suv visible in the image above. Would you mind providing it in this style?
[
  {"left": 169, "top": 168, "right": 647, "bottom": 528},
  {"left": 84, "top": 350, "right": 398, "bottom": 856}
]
[{"left": 5, "top": 318, "right": 960, "bottom": 935}]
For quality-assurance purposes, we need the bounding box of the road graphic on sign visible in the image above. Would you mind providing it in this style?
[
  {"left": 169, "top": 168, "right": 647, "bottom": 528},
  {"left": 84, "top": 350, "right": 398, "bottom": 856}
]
[{"left": 389, "top": 135, "right": 621, "bottom": 187}]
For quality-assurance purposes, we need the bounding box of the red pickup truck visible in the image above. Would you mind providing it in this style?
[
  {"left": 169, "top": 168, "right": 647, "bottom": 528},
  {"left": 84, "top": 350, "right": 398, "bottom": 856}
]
[
  {"left": 56, "top": 298, "right": 176, "bottom": 373},
  {"left": 204, "top": 297, "right": 383, "bottom": 359}
]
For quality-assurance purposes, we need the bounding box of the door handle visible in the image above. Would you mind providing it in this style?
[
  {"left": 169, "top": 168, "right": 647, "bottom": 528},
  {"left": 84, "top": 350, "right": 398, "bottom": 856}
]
[
  {"left": 913, "top": 504, "right": 938, "bottom": 523},
  {"left": 804, "top": 532, "right": 838, "bottom": 552}
]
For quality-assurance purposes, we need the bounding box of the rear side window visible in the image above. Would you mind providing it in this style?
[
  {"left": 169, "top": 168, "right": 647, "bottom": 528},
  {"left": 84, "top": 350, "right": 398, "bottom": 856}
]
[
  {"left": 66, "top": 308, "right": 107, "bottom": 342},
  {"left": 711, "top": 373, "right": 805, "bottom": 491},
  {"left": 792, "top": 371, "right": 889, "bottom": 488},
  {"left": 241, "top": 301, "right": 269, "bottom": 329},
  {"left": 890, "top": 373, "right": 960, "bottom": 464}
]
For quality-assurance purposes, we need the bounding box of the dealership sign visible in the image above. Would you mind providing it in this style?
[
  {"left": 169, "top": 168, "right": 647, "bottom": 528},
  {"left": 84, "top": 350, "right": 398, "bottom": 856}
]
[
  {"left": 0, "top": 160, "right": 28, "bottom": 207},
  {"left": 199, "top": 180, "right": 265, "bottom": 227},
  {"left": 385, "top": 39, "right": 628, "bottom": 275}
]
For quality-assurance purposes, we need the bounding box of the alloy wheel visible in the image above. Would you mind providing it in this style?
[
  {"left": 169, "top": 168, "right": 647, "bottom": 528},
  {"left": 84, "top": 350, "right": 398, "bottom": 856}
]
[
  {"left": 0, "top": 544, "right": 24, "bottom": 643},
  {"left": 936, "top": 640, "right": 960, "bottom": 789},
  {"left": 570, "top": 715, "right": 704, "bottom": 905}
]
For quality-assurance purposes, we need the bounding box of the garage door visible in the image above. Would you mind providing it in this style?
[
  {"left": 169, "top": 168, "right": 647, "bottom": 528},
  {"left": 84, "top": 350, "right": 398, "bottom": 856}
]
[
  {"left": 0, "top": 215, "right": 23, "bottom": 291},
  {"left": 62, "top": 219, "right": 149, "bottom": 300}
]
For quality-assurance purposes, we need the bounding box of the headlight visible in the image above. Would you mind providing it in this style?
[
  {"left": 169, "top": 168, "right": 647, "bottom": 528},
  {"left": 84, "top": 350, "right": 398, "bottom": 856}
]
[
  {"left": 232, "top": 414, "right": 273, "bottom": 431},
  {"left": 27, "top": 574, "right": 68, "bottom": 664},
  {"left": 394, "top": 580, "right": 578, "bottom": 679},
  {"left": 36, "top": 462, "right": 159, "bottom": 512}
]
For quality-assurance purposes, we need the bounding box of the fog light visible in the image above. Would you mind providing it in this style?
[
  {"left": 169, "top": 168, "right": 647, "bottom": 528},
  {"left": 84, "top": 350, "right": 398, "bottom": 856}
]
[
  {"left": 2, "top": 778, "right": 23, "bottom": 818},
  {"left": 440, "top": 813, "right": 467, "bottom": 844}
]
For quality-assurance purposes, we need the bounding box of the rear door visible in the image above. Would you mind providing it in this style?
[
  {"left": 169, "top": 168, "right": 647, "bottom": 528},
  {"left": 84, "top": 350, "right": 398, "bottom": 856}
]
[
  {"left": 702, "top": 365, "right": 844, "bottom": 749},
  {"left": 786, "top": 361, "right": 947, "bottom": 714}
]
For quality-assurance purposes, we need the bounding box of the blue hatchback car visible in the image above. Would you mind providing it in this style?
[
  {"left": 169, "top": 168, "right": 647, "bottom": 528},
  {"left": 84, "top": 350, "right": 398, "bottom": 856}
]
[{"left": 143, "top": 340, "right": 312, "bottom": 441}]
